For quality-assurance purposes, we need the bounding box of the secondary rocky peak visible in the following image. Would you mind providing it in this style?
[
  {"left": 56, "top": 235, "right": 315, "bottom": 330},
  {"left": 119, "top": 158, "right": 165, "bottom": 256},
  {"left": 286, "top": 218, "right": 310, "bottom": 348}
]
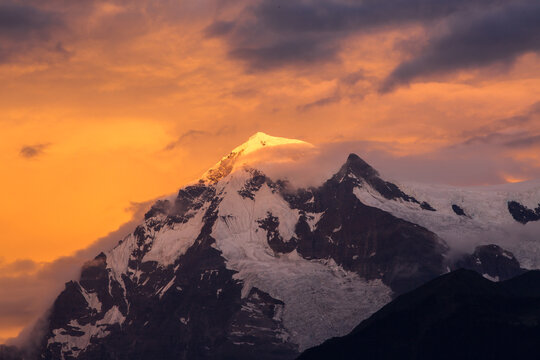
[
  {"left": 336, "top": 153, "right": 437, "bottom": 211},
  {"left": 340, "top": 153, "right": 380, "bottom": 180}
]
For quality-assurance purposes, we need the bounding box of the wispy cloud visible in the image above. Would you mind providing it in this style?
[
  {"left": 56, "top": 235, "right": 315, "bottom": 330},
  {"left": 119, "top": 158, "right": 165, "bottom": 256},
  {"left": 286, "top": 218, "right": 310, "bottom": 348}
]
[
  {"left": 19, "top": 143, "right": 51, "bottom": 159},
  {"left": 164, "top": 130, "right": 208, "bottom": 151},
  {"left": 297, "top": 70, "right": 369, "bottom": 112},
  {"left": 457, "top": 101, "right": 540, "bottom": 149}
]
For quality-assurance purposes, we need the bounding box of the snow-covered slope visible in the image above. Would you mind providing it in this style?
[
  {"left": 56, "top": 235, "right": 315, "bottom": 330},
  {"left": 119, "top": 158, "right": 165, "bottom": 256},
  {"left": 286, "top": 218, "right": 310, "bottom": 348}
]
[
  {"left": 36, "top": 133, "right": 540, "bottom": 360},
  {"left": 354, "top": 178, "right": 540, "bottom": 268}
]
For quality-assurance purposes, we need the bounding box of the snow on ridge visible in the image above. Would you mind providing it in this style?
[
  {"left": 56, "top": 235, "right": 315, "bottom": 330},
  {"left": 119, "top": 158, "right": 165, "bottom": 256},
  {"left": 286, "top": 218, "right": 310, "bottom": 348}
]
[
  {"left": 400, "top": 180, "right": 540, "bottom": 214},
  {"left": 353, "top": 179, "right": 540, "bottom": 269}
]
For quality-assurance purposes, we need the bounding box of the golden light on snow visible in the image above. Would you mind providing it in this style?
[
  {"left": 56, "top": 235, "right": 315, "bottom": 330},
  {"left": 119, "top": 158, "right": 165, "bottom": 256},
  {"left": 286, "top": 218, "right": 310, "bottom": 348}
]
[{"left": 202, "top": 132, "right": 315, "bottom": 183}]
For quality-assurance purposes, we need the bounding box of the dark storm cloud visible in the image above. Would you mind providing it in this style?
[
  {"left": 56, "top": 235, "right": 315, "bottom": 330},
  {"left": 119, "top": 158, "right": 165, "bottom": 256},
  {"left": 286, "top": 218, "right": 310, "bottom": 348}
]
[
  {"left": 206, "top": 0, "right": 503, "bottom": 71},
  {"left": 229, "top": 38, "right": 340, "bottom": 71},
  {"left": 382, "top": 1, "right": 540, "bottom": 91},
  {"left": 0, "top": 3, "right": 59, "bottom": 37},
  {"left": 0, "top": 3, "right": 63, "bottom": 62},
  {"left": 19, "top": 143, "right": 51, "bottom": 159},
  {"left": 248, "top": 0, "right": 499, "bottom": 33}
]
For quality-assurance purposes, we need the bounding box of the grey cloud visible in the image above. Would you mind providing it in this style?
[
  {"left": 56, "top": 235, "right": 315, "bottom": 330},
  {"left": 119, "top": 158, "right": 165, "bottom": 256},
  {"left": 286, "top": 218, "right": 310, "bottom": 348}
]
[
  {"left": 340, "top": 71, "right": 365, "bottom": 86},
  {"left": 19, "top": 143, "right": 51, "bottom": 158},
  {"left": 204, "top": 20, "right": 235, "bottom": 37},
  {"left": 460, "top": 132, "right": 519, "bottom": 147},
  {"left": 504, "top": 135, "right": 540, "bottom": 148},
  {"left": 458, "top": 102, "right": 540, "bottom": 148},
  {"left": 0, "top": 2, "right": 64, "bottom": 63},
  {"left": 297, "top": 94, "right": 341, "bottom": 112},
  {"left": 297, "top": 70, "right": 369, "bottom": 111},
  {"left": 229, "top": 38, "right": 340, "bottom": 71},
  {"left": 460, "top": 132, "right": 540, "bottom": 150},
  {"left": 206, "top": 0, "right": 503, "bottom": 71},
  {"left": 382, "top": 1, "right": 540, "bottom": 91},
  {"left": 164, "top": 126, "right": 239, "bottom": 152},
  {"left": 229, "top": 88, "right": 260, "bottom": 98},
  {"left": 215, "top": 125, "right": 237, "bottom": 137},
  {"left": 461, "top": 114, "right": 532, "bottom": 139},
  {"left": 0, "top": 3, "right": 60, "bottom": 38},
  {"left": 248, "top": 0, "right": 496, "bottom": 34}
]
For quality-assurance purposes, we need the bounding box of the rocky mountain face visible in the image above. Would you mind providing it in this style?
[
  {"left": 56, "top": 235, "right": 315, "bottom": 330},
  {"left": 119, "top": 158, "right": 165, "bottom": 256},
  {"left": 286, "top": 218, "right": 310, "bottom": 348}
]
[
  {"left": 266, "top": 154, "right": 447, "bottom": 294},
  {"left": 507, "top": 200, "right": 540, "bottom": 224},
  {"left": 298, "top": 269, "right": 540, "bottom": 360},
  {"left": 454, "top": 244, "right": 526, "bottom": 281},
  {"left": 10, "top": 133, "right": 539, "bottom": 360}
]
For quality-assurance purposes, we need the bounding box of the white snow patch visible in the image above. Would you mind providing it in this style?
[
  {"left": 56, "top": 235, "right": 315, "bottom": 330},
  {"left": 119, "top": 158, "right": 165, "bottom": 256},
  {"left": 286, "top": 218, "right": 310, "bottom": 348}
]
[
  {"left": 79, "top": 286, "right": 102, "bottom": 313},
  {"left": 107, "top": 233, "right": 137, "bottom": 285},
  {"left": 143, "top": 210, "right": 206, "bottom": 266},
  {"left": 305, "top": 212, "right": 324, "bottom": 232},
  {"left": 158, "top": 276, "right": 176, "bottom": 299},
  {"left": 47, "top": 306, "right": 125, "bottom": 358}
]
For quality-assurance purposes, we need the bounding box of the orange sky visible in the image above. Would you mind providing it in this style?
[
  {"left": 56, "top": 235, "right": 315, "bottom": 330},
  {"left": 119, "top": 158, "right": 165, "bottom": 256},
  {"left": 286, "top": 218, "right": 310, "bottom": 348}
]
[{"left": 1, "top": 0, "right": 540, "bottom": 342}]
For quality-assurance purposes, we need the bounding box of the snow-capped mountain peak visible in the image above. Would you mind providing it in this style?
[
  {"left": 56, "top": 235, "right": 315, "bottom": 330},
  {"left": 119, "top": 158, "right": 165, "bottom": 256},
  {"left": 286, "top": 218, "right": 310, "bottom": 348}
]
[
  {"left": 202, "top": 132, "right": 313, "bottom": 183},
  {"left": 34, "top": 133, "right": 540, "bottom": 360},
  {"left": 231, "top": 132, "right": 311, "bottom": 156}
]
